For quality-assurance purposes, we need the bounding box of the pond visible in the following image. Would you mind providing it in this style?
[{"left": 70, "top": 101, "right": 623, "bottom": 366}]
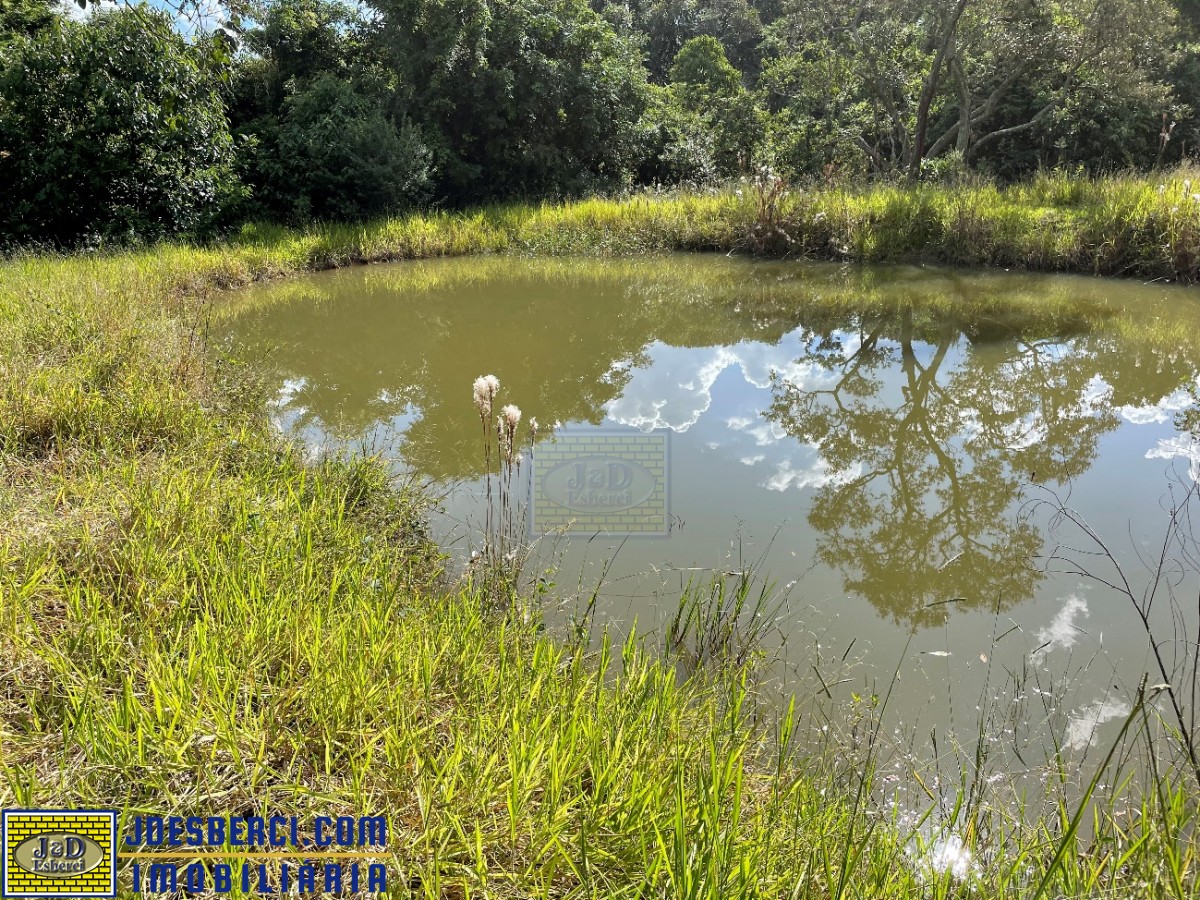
[{"left": 222, "top": 255, "right": 1200, "bottom": 777}]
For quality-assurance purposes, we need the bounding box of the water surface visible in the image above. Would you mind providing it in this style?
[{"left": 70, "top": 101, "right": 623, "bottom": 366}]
[{"left": 223, "top": 255, "right": 1200, "bottom": 770}]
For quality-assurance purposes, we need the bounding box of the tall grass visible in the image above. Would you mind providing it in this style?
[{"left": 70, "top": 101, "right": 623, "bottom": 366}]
[
  {"left": 242, "top": 167, "right": 1200, "bottom": 281},
  {"left": 1, "top": 173, "right": 1199, "bottom": 898},
  {"left": 6, "top": 169, "right": 1200, "bottom": 294}
]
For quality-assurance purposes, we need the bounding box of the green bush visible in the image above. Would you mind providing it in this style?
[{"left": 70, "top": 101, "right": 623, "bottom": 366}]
[
  {"left": 644, "top": 36, "right": 763, "bottom": 183},
  {"left": 0, "top": 7, "right": 242, "bottom": 246},
  {"left": 238, "top": 74, "right": 432, "bottom": 222},
  {"left": 375, "top": 0, "right": 653, "bottom": 202}
]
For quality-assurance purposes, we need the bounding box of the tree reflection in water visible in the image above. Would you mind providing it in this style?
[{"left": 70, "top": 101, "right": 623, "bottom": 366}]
[
  {"left": 222, "top": 258, "right": 1200, "bottom": 627},
  {"left": 765, "top": 304, "right": 1196, "bottom": 626}
]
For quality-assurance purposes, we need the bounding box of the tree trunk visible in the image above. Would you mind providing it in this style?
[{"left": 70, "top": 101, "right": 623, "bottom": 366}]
[
  {"left": 908, "top": 0, "right": 973, "bottom": 181},
  {"left": 953, "top": 57, "right": 971, "bottom": 154}
]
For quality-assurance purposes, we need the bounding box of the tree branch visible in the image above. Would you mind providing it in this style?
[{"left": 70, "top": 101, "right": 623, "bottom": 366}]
[
  {"left": 926, "top": 60, "right": 1029, "bottom": 160},
  {"left": 908, "top": 0, "right": 973, "bottom": 179}
]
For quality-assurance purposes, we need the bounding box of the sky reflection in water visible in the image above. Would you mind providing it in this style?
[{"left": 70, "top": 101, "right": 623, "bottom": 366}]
[{"left": 223, "top": 255, "right": 1200, "bottom": 756}]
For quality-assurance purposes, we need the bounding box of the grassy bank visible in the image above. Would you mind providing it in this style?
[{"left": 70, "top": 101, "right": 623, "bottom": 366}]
[
  {"left": 234, "top": 166, "right": 1200, "bottom": 283},
  {"left": 7, "top": 169, "right": 1200, "bottom": 290},
  {"left": 2, "top": 176, "right": 1199, "bottom": 898}
]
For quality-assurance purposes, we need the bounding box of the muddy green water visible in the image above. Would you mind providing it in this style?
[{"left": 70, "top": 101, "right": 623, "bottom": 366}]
[{"left": 224, "top": 255, "right": 1200, "bottom": 775}]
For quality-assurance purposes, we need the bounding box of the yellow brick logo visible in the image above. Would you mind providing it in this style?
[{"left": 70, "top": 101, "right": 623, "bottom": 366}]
[
  {"left": 2, "top": 810, "right": 117, "bottom": 898},
  {"left": 531, "top": 431, "right": 670, "bottom": 536}
]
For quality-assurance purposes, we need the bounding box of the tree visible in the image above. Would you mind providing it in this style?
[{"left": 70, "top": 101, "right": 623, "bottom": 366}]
[
  {"left": 920, "top": 0, "right": 1180, "bottom": 175},
  {"left": 645, "top": 36, "right": 765, "bottom": 182},
  {"left": 761, "top": 0, "right": 930, "bottom": 175},
  {"left": 613, "top": 0, "right": 765, "bottom": 81},
  {"left": 0, "top": 7, "right": 241, "bottom": 245},
  {"left": 0, "top": 0, "right": 58, "bottom": 40},
  {"left": 369, "top": 0, "right": 652, "bottom": 202},
  {"left": 763, "top": 0, "right": 1182, "bottom": 178},
  {"left": 669, "top": 34, "right": 743, "bottom": 96},
  {"left": 232, "top": 0, "right": 374, "bottom": 120},
  {"left": 245, "top": 74, "right": 431, "bottom": 221},
  {"left": 228, "top": 0, "right": 429, "bottom": 221}
]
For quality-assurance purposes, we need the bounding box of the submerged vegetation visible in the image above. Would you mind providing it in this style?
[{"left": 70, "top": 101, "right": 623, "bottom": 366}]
[{"left": 4, "top": 196, "right": 1200, "bottom": 897}]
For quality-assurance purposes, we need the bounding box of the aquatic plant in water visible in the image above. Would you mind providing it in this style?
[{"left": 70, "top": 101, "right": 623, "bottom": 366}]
[{"left": 469, "top": 375, "right": 535, "bottom": 607}]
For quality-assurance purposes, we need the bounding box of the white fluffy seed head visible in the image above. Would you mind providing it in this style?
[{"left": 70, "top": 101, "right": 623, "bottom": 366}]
[{"left": 473, "top": 374, "right": 500, "bottom": 418}]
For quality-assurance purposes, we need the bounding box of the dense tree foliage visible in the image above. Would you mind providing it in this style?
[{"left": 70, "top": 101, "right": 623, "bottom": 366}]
[
  {"left": 3, "top": 0, "right": 1200, "bottom": 244},
  {"left": 642, "top": 35, "right": 764, "bottom": 182},
  {"left": 0, "top": 7, "right": 240, "bottom": 245},
  {"left": 229, "top": 0, "right": 430, "bottom": 220},
  {"left": 0, "top": 0, "right": 58, "bottom": 40},
  {"left": 618, "top": 0, "right": 766, "bottom": 81},
  {"left": 240, "top": 73, "right": 431, "bottom": 221},
  {"left": 760, "top": 0, "right": 1182, "bottom": 178},
  {"left": 370, "top": 0, "right": 651, "bottom": 201}
]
